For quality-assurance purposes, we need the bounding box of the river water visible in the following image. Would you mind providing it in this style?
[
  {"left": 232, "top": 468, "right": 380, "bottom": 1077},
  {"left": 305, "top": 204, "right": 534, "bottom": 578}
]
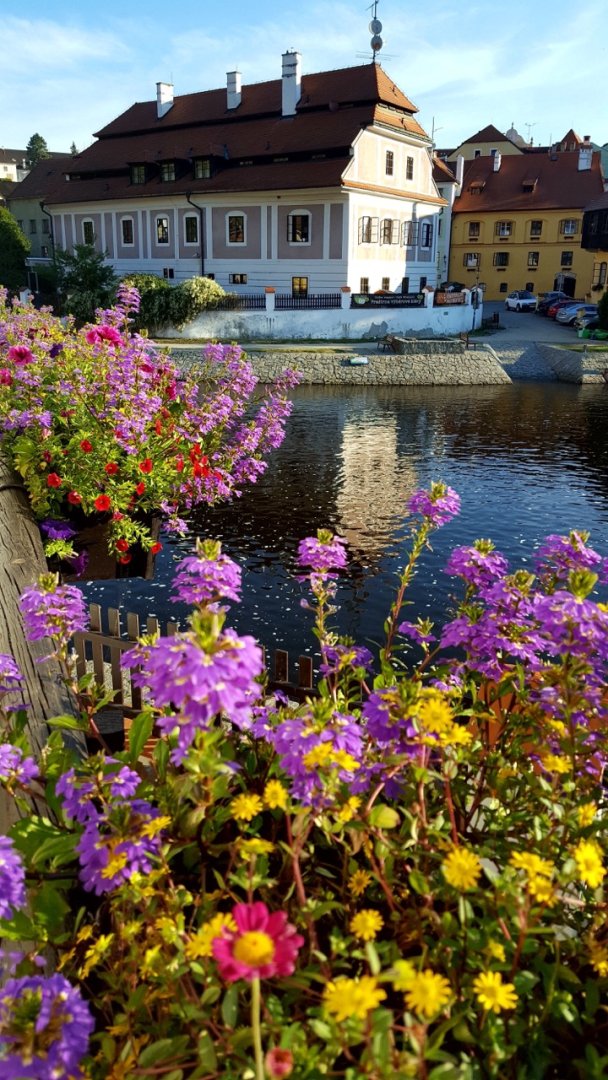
[{"left": 81, "top": 382, "right": 608, "bottom": 667}]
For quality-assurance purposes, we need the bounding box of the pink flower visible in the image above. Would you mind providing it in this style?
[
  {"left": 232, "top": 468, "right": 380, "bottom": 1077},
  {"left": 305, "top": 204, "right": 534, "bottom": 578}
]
[
  {"left": 7, "top": 345, "right": 34, "bottom": 365},
  {"left": 212, "top": 902, "right": 304, "bottom": 983},
  {"left": 265, "top": 1049, "right": 294, "bottom": 1078},
  {"left": 0, "top": 369, "right": 12, "bottom": 385},
  {"left": 85, "top": 325, "right": 122, "bottom": 347}
]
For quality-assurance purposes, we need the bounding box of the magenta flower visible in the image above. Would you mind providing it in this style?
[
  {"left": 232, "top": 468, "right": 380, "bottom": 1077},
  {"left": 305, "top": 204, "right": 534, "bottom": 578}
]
[
  {"left": 408, "top": 482, "right": 461, "bottom": 526},
  {"left": 212, "top": 901, "right": 304, "bottom": 982},
  {"left": 7, "top": 345, "right": 34, "bottom": 365},
  {"left": 85, "top": 324, "right": 122, "bottom": 346},
  {"left": 0, "top": 974, "right": 94, "bottom": 1079},
  {"left": 297, "top": 531, "right": 347, "bottom": 573}
]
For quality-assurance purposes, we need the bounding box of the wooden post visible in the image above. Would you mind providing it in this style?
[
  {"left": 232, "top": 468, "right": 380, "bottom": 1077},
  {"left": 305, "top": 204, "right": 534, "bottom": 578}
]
[{"left": 0, "top": 456, "right": 85, "bottom": 828}]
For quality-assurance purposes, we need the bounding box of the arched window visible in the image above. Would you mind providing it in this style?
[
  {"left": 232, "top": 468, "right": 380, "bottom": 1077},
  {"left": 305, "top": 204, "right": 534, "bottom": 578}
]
[{"left": 287, "top": 210, "right": 311, "bottom": 244}]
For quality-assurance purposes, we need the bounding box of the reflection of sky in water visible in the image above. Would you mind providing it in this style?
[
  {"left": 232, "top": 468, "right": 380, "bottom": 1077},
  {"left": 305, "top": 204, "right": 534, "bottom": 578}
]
[{"left": 79, "top": 382, "right": 608, "bottom": 670}]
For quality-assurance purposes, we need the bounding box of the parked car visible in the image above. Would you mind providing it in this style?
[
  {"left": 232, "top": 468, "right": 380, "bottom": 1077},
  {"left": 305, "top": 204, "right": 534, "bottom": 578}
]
[
  {"left": 574, "top": 308, "right": 599, "bottom": 329},
  {"left": 556, "top": 303, "right": 598, "bottom": 326},
  {"left": 536, "top": 291, "right": 573, "bottom": 315},
  {"left": 578, "top": 316, "right": 599, "bottom": 331},
  {"left": 546, "top": 298, "right": 582, "bottom": 318},
  {"left": 504, "top": 290, "right": 537, "bottom": 312}
]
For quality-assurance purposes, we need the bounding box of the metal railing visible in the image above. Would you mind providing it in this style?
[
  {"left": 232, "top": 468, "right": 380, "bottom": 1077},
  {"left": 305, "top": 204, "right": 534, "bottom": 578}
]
[{"left": 275, "top": 293, "right": 342, "bottom": 310}]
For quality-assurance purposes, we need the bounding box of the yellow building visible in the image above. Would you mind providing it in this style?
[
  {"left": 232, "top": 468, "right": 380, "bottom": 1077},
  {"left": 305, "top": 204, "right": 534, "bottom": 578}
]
[{"left": 448, "top": 143, "right": 604, "bottom": 301}]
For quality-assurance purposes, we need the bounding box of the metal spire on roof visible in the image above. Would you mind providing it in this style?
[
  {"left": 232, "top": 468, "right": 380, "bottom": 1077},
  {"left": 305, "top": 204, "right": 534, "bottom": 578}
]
[{"left": 368, "top": 0, "right": 383, "bottom": 62}]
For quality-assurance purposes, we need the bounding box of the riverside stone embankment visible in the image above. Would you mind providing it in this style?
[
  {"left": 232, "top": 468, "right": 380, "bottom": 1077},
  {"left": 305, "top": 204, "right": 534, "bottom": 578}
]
[{"left": 170, "top": 339, "right": 512, "bottom": 385}]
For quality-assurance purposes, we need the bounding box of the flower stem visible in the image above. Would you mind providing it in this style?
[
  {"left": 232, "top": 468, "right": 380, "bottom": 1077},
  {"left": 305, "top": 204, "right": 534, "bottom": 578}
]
[{"left": 251, "top": 977, "right": 265, "bottom": 1080}]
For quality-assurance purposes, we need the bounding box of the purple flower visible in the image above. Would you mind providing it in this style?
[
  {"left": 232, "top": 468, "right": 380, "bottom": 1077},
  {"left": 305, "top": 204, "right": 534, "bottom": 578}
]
[
  {"left": 0, "top": 973, "right": 94, "bottom": 1079},
  {"left": 0, "top": 745, "right": 39, "bottom": 787},
  {"left": 408, "top": 482, "right": 461, "bottom": 526},
  {"left": 535, "top": 531, "right": 603, "bottom": 587},
  {"left": 444, "top": 541, "right": 509, "bottom": 589},
  {"left": 319, "top": 644, "right": 374, "bottom": 676},
  {"left": 362, "top": 687, "right": 418, "bottom": 751},
  {"left": 398, "top": 621, "right": 437, "bottom": 646},
  {"left": 297, "top": 532, "right": 347, "bottom": 573},
  {"left": 48, "top": 343, "right": 63, "bottom": 358},
  {"left": 39, "top": 519, "right": 77, "bottom": 541},
  {"left": 19, "top": 576, "right": 88, "bottom": 646},
  {"left": 56, "top": 769, "right": 101, "bottom": 826},
  {"left": 123, "top": 630, "right": 264, "bottom": 763},
  {"left": 0, "top": 837, "right": 26, "bottom": 919},
  {"left": 0, "top": 655, "right": 23, "bottom": 696},
  {"left": 76, "top": 799, "right": 165, "bottom": 894},
  {"left": 171, "top": 543, "right": 242, "bottom": 607}
]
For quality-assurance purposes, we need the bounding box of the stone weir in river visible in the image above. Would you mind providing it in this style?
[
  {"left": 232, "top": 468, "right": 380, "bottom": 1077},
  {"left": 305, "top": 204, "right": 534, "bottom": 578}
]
[{"left": 169, "top": 338, "right": 511, "bottom": 386}]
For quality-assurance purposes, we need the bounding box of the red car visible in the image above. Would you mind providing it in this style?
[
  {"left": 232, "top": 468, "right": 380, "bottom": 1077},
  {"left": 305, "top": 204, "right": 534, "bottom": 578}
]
[{"left": 547, "top": 298, "right": 581, "bottom": 318}]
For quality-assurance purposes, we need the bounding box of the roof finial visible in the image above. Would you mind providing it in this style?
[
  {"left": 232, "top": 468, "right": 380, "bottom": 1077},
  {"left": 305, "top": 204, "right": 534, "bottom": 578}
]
[{"left": 368, "top": 0, "right": 383, "bottom": 63}]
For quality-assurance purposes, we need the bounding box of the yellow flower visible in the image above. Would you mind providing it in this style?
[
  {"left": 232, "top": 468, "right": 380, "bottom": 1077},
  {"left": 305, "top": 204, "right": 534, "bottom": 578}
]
[
  {"left": 473, "top": 971, "right": 518, "bottom": 1013},
  {"left": 573, "top": 840, "right": 605, "bottom": 888},
  {"left": 417, "top": 692, "right": 454, "bottom": 733},
  {"left": 323, "top": 976, "right": 386, "bottom": 1021},
  {"left": 578, "top": 802, "right": 597, "bottom": 827},
  {"left": 263, "top": 780, "right": 288, "bottom": 810},
  {"left": 302, "top": 744, "right": 359, "bottom": 772},
  {"left": 527, "top": 875, "right": 556, "bottom": 906},
  {"left": 391, "top": 958, "right": 416, "bottom": 991},
  {"left": 233, "top": 932, "right": 276, "bottom": 966},
  {"left": 348, "top": 869, "right": 373, "bottom": 897},
  {"left": 336, "top": 796, "right": 361, "bottom": 823},
  {"left": 79, "top": 933, "right": 114, "bottom": 978},
  {"left": 588, "top": 940, "right": 608, "bottom": 977},
  {"left": 404, "top": 970, "right": 452, "bottom": 1018},
  {"left": 485, "top": 941, "right": 506, "bottom": 963},
  {"left": 141, "top": 814, "right": 172, "bottom": 839},
  {"left": 230, "top": 793, "right": 263, "bottom": 822},
  {"left": 442, "top": 848, "right": 482, "bottom": 891},
  {"left": 509, "top": 852, "right": 554, "bottom": 879},
  {"left": 237, "top": 837, "right": 275, "bottom": 858},
  {"left": 349, "top": 909, "right": 384, "bottom": 941},
  {"left": 185, "top": 913, "right": 238, "bottom": 960},
  {"left": 541, "top": 753, "right": 570, "bottom": 775}
]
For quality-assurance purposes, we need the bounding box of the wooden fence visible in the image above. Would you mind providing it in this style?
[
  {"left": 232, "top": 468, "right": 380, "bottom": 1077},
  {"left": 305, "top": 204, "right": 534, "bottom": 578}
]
[{"left": 72, "top": 604, "right": 315, "bottom": 745}]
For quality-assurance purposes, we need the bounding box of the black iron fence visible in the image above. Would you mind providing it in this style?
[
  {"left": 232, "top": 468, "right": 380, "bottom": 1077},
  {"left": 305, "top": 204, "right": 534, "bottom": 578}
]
[
  {"left": 214, "top": 294, "right": 267, "bottom": 311},
  {"left": 275, "top": 293, "right": 342, "bottom": 310}
]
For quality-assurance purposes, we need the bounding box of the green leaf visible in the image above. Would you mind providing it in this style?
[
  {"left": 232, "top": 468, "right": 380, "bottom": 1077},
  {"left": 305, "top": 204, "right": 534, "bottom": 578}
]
[
  {"left": 365, "top": 941, "right": 381, "bottom": 976},
  {"left": 369, "top": 804, "right": 400, "bottom": 829},
  {"left": 221, "top": 984, "right": 239, "bottom": 1028},
  {"left": 127, "top": 710, "right": 156, "bottom": 763},
  {"left": 138, "top": 1037, "right": 190, "bottom": 1068},
  {"left": 47, "top": 714, "right": 87, "bottom": 732},
  {"left": 408, "top": 870, "right": 429, "bottom": 895}
]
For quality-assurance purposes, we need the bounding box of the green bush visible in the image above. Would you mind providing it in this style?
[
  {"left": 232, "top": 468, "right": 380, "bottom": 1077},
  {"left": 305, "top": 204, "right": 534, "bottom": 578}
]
[
  {"left": 121, "top": 273, "right": 227, "bottom": 332},
  {"left": 597, "top": 289, "right": 608, "bottom": 331}
]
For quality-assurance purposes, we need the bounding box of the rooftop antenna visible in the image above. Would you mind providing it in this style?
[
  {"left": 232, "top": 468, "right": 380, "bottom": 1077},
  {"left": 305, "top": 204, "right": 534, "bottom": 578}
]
[
  {"left": 431, "top": 117, "right": 443, "bottom": 150},
  {"left": 524, "top": 121, "right": 537, "bottom": 144}
]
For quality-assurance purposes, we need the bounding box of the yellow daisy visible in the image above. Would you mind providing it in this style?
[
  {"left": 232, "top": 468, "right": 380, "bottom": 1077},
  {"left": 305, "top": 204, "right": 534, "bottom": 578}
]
[
  {"left": 573, "top": 839, "right": 605, "bottom": 888},
  {"left": 349, "top": 909, "right": 384, "bottom": 941},
  {"left": 578, "top": 802, "right": 597, "bottom": 827},
  {"left": 263, "top": 780, "right": 288, "bottom": 810},
  {"left": 442, "top": 848, "right": 482, "bottom": 891},
  {"left": 185, "top": 913, "right": 237, "bottom": 960},
  {"left": 473, "top": 971, "right": 518, "bottom": 1013},
  {"left": 323, "top": 976, "right": 386, "bottom": 1021},
  {"left": 348, "top": 869, "right": 373, "bottom": 897},
  {"left": 391, "top": 958, "right": 416, "bottom": 991},
  {"left": 404, "top": 970, "right": 452, "bottom": 1018},
  {"left": 230, "top": 793, "right": 263, "bottom": 822}
]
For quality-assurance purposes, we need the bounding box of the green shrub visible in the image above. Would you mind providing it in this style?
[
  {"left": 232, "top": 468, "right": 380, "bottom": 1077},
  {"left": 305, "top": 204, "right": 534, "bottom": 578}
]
[
  {"left": 597, "top": 289, "right": 608, "bottom": 330},
  {"left": 121, "top": 273, "right": 227, "bottom": 332}
]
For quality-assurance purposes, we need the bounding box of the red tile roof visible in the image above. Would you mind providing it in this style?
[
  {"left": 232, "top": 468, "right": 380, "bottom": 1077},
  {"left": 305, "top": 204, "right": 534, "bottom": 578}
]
[
  {"left": 453, "top": 151, "right": 604, "bottom": 214},
  {"left": 41, "top": 62, "right": 430, "bottom": 207}
]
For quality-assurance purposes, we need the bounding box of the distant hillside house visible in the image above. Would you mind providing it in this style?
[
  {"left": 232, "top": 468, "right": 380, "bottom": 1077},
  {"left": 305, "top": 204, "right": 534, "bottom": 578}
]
[
  {"left": 7, "top": 157, "right": 72, "bottom": 262},
  {"left": 448, "top": 141, "right": 604, "bottom": 301},
  {"left": 35, "top": 55, "right": 446, "bottom": 297}
]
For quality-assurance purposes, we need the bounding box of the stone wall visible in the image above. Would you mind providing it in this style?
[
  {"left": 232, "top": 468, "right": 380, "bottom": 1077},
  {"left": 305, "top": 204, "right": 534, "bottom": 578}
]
[
  {"left": 537, "top": 344, "right": 608, "bottom": 384},
  {"left": 169, "top": 341, "right": 511, "bottom": 386}
]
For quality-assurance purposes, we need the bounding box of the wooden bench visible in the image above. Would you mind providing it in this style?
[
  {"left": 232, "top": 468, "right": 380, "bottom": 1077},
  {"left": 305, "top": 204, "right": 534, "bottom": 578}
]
[{"left": 377, "top": 334, "right": 399, "bottom": 353}]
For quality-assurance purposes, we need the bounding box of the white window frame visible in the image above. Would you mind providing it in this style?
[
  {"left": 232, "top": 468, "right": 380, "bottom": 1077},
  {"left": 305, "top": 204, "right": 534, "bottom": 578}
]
[
  {"left": 160, "top": 161, "right": 176, "bottom": 182},
  {"left": 385, "top": 150, "right": 394, "bottom": 176},
  {"left": 406, "top": 156, "right": 414, "bottom": 180},
  {"left": 120, "top": 217, "right": 134, "bottom": 247},
  {"left": 496, "top": 221, "right": 513, "bottom": 238},
  {"left": 287, "top": 209, "right": 311, "bottom": 246},
  {"left": 226, "top": 212, "right": 246, "bottom": 246},
  {"left": 464, "top": 252, "right": 479, "bottom": 269},
  {"left": 156, "top": 216, "right": 169, "bottom": 245},
  {"left": 82, "top": 219, "right": 94, "bottom": 245},
  {"left": 420, "top": 222, "right": 433, "bottom": 249},
  {"left": 194, "top": 158, "right": 211, "bottom": 180},
  {"left": 184, "top": 214, "right": 199, "bottom": 245},
  {"left": 561, "top": 218, "right": 578, "bottom": 236}
]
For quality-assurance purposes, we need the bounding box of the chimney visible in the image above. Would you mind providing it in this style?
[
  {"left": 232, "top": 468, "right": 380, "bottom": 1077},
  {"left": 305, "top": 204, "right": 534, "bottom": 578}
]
[
  {"left": 578, "top": 141, "right": 593, "bottom": 171},
  {"left": 156, "top": 82, "right": 174, "bottom": 119},
  {"left": 281, "top": 50, "right": 302, "bottom": 117},
  {"left": 493, "top": 151, "right": 502, "bottom": 172},
  {"left": 455, "top": 154, "right": 464, "bottom": 189},
  {"left": 227, "top": 70, "right": 242, "bottom": 110}
]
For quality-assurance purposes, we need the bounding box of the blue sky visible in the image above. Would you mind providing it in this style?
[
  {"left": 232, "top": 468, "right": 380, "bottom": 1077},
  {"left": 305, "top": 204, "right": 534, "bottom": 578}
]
[{"left": 2, "top": 0, "right": 607, "bottom": 155}]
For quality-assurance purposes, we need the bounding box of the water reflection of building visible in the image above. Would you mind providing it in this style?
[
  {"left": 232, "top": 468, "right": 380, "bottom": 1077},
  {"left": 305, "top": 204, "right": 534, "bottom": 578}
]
[{"left": 336, "top": 416, "right": 418, "bottom": 562}]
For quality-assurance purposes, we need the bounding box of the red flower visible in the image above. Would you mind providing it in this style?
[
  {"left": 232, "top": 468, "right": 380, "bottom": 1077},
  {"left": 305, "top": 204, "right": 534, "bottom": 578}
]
[
  {"left": 80, "top": 439, "right": 93, "bottom": 453},
  {"left": 139, "top": 458, "right": 153, "bottom": 474},
  {"left": 116, "top": 539, "right": 130, "bottom": 553},
  {"left": 118, "top": 554, "right": 132, "bottom": 565},
  {"left": 154, "top": 419, "right": 163, "bottom": 435},
  {"left": 135, "top": 482, "right": 146, "bottom": 496},
  {"left": 104, "top": 463, "right": 119, "bottom": 475},
  {"left": 150, "top": 542, "right": 162, "bottom": 555},
  {"left": 47, "top": 473, "right": 62, "bottom": 488},
  {"left": 112, "top": 512, "right": 124, "bottom": 521},
  {"left": 94, "top": 495, "right": 111, "bottom": 512},
  {"left": 175, "top": 455, "right": 184, "bottom": 472},
  {"left": 67, "top": 491, "right": 82, "bottom": 505}
]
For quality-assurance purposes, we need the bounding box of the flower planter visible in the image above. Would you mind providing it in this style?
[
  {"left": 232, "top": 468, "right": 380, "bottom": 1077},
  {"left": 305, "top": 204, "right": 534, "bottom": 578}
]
[{"left": 45, "top": 513, "right": 161, "bottom": 582}]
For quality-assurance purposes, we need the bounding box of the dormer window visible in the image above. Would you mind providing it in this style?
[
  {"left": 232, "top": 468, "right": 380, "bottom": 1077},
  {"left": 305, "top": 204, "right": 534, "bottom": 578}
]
[
  {"left": 160, "top": 161, "right": 176, "bottom": 182},
  {"left": 130, "top": 164, "right": 146, "bottom": 185},
  {"left": 194, "top": 158, "right": 211, "bottom": 180},
  {"left": 522, "top": 178, "right": 537, "bottom": 192}
]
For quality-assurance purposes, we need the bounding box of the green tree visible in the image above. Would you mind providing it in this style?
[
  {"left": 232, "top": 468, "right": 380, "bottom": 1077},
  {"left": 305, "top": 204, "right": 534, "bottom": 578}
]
[
  {"left": 25, "top": 133, "right": 50, "bottom": 167},
  {"left": 0, "top": 207, "right": 30, "bottom": 292},
  {"left": 597, "top": 289, "right": 608, "bottom": 330},
  {"left": 55, "top": 244, "right": 117, "bottom": 324},
  {"left": 70, "top": 142, "right": 79, "bottom": 156}
]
